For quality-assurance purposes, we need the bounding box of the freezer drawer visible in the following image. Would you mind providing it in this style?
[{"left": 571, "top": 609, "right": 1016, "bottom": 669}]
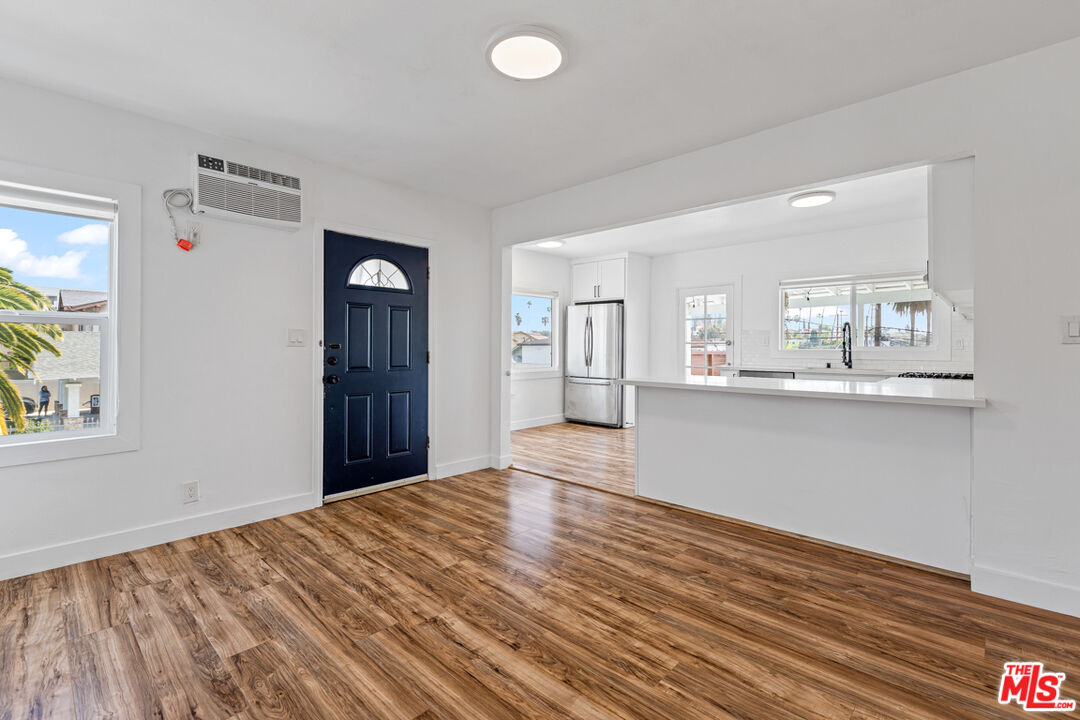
[{"left": 565, "top": 377, "right": 622, "bottom": 427}]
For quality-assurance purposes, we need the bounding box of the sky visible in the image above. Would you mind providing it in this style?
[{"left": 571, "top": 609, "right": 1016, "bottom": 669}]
[
  {"left": 511, "top": 294, "right": 552, "bottom": 334},
  {"left": 0, "top": 206, "right": 109, "bottom": 292}
]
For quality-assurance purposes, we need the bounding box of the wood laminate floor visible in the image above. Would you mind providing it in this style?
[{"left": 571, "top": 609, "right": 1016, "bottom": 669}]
[
  {"left": 3, "top": 468, "right": 1079, "bottom": 719},
  {"left": 512, "top": 421, "right": 635, "bottom": 495}
]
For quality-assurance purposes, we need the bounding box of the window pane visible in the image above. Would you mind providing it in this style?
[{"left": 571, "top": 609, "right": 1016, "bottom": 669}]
[
  {"left": 347, "top": 258, "right": 410, "bottom": 290},
  {"left": 705, "top": 320, "right": 727, "bottom": 341},
  {"left": 687, "top": 341, "right": 726, "bottom": 372},
  {"left": 705, "top": 293, "right": 727, "bottom": 317},
  {"left": 0, "top": 193, "right": 113, "bottom": 444},
  {"left": 684, "top": 294, "right": 706, "bottom": 317},
  {"left": 857, "top": 279, "right": 932, "bottom": 347},
  {"left": 686, "top": 319, "right": 708, "bottom": 342},
  {"left": 782, "top": 285, "right": 851, "bottom": 349},
  {"left": 511, "top": 294, "right": 553, "bottom": 367},
  {"left": 0, "top": 205, "right": 110, "bottom": 300},
  {"left": 2, "top": 323, "right": 103, "bottom": 436}
]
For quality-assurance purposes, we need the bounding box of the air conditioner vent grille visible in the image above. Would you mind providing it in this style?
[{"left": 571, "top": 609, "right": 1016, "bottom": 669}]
[
  {"left": 226, "top": 162, "right": 301, "bottom": 190},
  {"left": 194, "top": 154, "right": 302, "bottom": 229}
]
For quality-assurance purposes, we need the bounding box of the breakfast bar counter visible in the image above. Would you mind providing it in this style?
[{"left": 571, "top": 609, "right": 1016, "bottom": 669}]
[{"left": 620, "top": 377, "right": 982, "bottom": 575}]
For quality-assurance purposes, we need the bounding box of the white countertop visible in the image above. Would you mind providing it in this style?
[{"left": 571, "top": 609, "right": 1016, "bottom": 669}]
[{"left": 620, "top": 376, "right": 986, "bottom": 408}]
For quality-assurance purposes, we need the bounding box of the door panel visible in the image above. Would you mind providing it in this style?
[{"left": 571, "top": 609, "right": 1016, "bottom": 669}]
[
  {"left": 597, "top": 258, "right": 626, "bottom": 300},
  {"left": 566, "top": 305, "right": 589, "bottom": 377},
  {"left": 387, "top": 391, "right": 411, "bottom": 455},
  {"left": 565, "top": 377, "right": 621, "bottom": 426},
  {"left": 586, "top": 303, "right": 623, "bottom": 379},
  {"left": 572, "top": 263, "right": 598, "bottom": 302},
  {"left": 345, "top": 394, "right": 373, "bottom": 463},
  {"left": 388, "top": 306, "right": 411, "bottom": 369},
  {"left": 346, "top": 304, "right": 372, "bottom": 371},
  {"left": 323, "top": 231, "right": 428, "bottom": 498}
]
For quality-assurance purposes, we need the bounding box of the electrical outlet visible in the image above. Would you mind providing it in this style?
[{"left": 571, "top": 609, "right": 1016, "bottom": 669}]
[{"left": 182, "top": 480, "right": 199, "bottom": 504}]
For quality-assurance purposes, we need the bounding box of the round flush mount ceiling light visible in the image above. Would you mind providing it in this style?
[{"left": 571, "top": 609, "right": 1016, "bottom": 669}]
[
  {"left": 488, "top": 27, "right": 565, "bottom": 80},
  {"left": 789, "top": 190, "right": 836, "bottom": 208},
  {"left": 536, "top": 240, "right": 564, "bottom": 248}
]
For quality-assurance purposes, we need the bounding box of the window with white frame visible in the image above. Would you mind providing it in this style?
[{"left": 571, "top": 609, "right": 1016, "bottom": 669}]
[
  {"left": 781, "top": 273, "right": 933, "bottom": 351},
  {"left": 0, "top": 181, "right": 117, "bottom": 443},
  {"left": 511, "top": 292, "right": 558, "bottom": 370}
]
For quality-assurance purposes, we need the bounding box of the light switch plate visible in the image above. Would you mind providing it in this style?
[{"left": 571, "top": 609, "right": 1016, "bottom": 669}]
[
  {"left": 1062, "top": 316, "right": 1080, "bottom": 344},
  {"left": 287, "top": 328, "right": 307, "bottom": 347}
]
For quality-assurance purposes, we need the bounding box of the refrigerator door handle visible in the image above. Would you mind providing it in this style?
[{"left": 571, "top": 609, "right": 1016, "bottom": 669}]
[
  {"left": 583, "top": 315, "right": 590, "bottom": 367},
  {"left": 586, "top": 316, "right": 593, "bottom": 367}
]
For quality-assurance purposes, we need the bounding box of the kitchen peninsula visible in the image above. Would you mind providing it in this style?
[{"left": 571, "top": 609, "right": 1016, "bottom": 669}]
[{"left": 621, "top": 376, "right": 984, "bottom": 574}]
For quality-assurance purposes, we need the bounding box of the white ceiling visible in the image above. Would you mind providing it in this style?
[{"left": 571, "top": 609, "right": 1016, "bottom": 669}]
[
  {"left": 525, "top": 165, "right": 928, "bottom": 258},
  {"left": 2, "top": 2, "right": 1079, "bottom": 207}
]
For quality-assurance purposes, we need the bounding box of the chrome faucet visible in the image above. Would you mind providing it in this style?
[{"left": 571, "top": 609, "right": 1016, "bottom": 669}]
[{"left": 841, "top": 321, "right": 852, "bottom": 369}]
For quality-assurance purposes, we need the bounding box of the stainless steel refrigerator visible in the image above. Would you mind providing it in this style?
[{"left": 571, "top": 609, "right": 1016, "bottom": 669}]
[{"left": 565, "top": 302, "right": 624, "bottom": 427}]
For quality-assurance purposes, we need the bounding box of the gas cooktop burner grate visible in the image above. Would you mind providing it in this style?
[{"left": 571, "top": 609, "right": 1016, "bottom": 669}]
[{"left": 897, "top": 372, "right": 974, "bottom": 380}]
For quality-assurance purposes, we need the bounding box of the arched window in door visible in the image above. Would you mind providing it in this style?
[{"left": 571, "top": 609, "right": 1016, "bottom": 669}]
[{"left": 347, "top": 257, "right": 411, "bottom": 291}]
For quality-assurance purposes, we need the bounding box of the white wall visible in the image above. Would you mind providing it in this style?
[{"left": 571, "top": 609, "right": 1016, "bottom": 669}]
[
  {"left": 510, "top": 247, "right": 570, "bottom": 430},
  {"left": 0, "top": 77, "right": 491, "bottom": 579},
  {"left": 492, "top": 38, "right": 1080, "bottom": 617},
  {"left": 648, "top": 219, "right": 975, "bottom": 379}
]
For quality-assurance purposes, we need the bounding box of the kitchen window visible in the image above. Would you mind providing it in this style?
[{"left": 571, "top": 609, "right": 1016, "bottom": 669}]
[
  {"left": 780, "top": 272, "right": 934, "bottom": 353},
  {"left": 0, "top": 162, "right": 140, "bottom": 467},
  {"left": 511, "top": 291, "right": 558, "bottom": 371}
]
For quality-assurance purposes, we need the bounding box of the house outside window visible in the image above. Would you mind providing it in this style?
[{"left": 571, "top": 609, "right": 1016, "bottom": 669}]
[
  {"left": 0, "top": 163, "right": 140, "bottom": 467},
  {"left": 511, "top": 292, "right": 558, "bottom": 370},
  {"left": 781, "top": 272, "right": 934, "bottom": 353}
]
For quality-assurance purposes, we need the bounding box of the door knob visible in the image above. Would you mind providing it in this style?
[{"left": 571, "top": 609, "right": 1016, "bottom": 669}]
[
  {"left": 324, "top": 375, "right": 340, "bottom": 385},
  {"left": 326, "top": 356, "right": 339, "bottom": 366}
]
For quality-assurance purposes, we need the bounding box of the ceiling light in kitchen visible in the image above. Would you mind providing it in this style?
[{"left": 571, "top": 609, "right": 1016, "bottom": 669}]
[
  {"left": 536, "top": 240, "right": 564, "bottom": 248},
  {"left": 489, "top": 28, "right": 565, "bottom": 80},
  {"left": 789, "top": 190, "right": 836, "bottom": 208}
]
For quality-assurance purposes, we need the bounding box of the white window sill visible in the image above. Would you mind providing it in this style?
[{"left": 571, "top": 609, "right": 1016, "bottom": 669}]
[{"left": 0, "top": 431, "right": 138, "bottom": 468}]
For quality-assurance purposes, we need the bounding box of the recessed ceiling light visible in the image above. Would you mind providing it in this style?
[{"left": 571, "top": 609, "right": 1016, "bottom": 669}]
[
  {"left": 488, "top": 28, "right": 564, "bottom": 80},
  {"left": 536, "top": 240, "right": 564, "bottom": 248},
  {"left": 789, "top": 190, "right": 836, "bottom": 208}
]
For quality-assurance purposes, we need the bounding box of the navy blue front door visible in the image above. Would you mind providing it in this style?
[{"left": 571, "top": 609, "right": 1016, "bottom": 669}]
[{"left": 323, "top": 231, "right": 428, "bottom": 499}]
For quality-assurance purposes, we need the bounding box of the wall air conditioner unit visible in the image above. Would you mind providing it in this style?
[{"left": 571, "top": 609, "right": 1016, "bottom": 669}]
[{"left": 192, "top": 154, "right": 302, "bottom": 229}]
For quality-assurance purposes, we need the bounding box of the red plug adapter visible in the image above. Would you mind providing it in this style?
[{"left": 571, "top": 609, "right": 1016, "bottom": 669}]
[{"left": 177, "top": 238, "right": 194, "bottom": 251}]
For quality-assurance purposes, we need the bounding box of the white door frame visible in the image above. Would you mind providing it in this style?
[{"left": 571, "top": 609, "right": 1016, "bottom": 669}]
[
  {"left": 676, "top": 281, "right": 741, "bottom": 378},
  {"left": 311, "top": 220, "right": 439, "bottom": 503}
]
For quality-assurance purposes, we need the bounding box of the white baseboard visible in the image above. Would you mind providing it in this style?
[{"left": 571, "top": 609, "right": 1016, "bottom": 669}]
[
  {"left": 435, "top": 455, "right": 492, "bottom": 479},
  {"left": 494, "top": 453, "right": 513, "bottom": 469},
  {"left": 510, "top": 414, "right": 565, "bottom": 431},
  {"left": 972, "top": 564, "right": 1080, "bottom": 619},
  {"left": 0, "top": 491, "right": 317, "bottom": 582}
]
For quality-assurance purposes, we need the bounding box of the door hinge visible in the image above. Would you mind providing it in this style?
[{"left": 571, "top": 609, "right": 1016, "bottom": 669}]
[
  {"left": 426, "top": 351, "right": 431, "bottom": 364},
  {"left": 426, "top": 436, "right": 430, "bottom": 449}
]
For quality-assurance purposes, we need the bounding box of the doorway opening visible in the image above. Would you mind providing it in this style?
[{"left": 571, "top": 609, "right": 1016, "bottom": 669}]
[
  {"left": 507, "top": 249, "right": 636, "bottom": 496},
  {"left": 500, "top": 160, "right": 975, "bottom": 500}
]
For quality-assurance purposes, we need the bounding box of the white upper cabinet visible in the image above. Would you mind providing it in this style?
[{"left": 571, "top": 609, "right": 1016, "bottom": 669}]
[
  {"left": 597, "top": 258, "right": 626, "bottom": 300},
  {"left": 572, "top": 262, "right": 599, "bottom": 302},
  {"left": 928, "top": 157, "right": 975, "bottom": 315},
  {"left": 572, "top": 257, "right": 626, "bottom": 302}
]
